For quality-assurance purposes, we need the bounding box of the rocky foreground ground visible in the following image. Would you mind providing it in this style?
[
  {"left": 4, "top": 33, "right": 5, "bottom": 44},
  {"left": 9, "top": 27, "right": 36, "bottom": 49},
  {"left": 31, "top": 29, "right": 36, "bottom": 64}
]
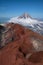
[{"left": 0, "top": 23, "right": 43, "bottom": 65}]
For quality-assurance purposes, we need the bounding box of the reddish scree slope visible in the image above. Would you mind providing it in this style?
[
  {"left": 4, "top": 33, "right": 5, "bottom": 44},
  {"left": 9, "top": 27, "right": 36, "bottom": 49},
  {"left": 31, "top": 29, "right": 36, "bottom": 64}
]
[{"left": 0, "top": 23, "right": 43, "bottom": 65}]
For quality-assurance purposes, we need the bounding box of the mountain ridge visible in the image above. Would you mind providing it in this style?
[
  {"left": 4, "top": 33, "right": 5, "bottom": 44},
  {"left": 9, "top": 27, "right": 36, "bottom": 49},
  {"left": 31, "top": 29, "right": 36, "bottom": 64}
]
[{"left": 0, "top": 23, "right": 43, "bottom": 65}]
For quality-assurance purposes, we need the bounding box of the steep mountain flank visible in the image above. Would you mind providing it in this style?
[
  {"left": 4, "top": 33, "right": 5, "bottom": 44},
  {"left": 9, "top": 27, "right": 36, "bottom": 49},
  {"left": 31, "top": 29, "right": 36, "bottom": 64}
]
[{"left": 0, "top": 23, "right": 43, "bottom": 65}]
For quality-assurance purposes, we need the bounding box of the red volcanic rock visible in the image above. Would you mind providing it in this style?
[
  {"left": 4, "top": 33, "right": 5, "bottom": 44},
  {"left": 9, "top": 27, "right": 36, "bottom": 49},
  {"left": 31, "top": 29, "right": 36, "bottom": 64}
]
[
  {"left": 28, "top": 51, "right": 43, "bottom": 63},
  {"left": 0, "top": 23, "right": 43, "bottom": 65}
]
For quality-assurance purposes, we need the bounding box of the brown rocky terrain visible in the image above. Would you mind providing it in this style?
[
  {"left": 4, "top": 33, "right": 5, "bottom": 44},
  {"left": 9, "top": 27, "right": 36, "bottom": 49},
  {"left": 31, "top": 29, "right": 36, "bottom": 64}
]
[{"left": 0, "top": 23, "right": 43, "bottom": 65}]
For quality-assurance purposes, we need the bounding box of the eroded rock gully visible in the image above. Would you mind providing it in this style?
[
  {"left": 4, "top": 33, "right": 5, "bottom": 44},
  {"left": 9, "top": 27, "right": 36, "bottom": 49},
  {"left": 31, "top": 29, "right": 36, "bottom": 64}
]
[{"left": 0, "top": 23, "right": 43, "bottom": 65}]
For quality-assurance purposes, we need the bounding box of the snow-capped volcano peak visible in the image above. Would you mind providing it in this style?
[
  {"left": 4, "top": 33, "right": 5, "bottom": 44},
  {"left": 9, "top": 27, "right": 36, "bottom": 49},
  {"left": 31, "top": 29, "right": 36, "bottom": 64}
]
[
  {"left": 9, "top": 13, "right": 43, "bottom": 35},
  {"left": 9, "top": 13, "right": 38, "bottom": 26},
  {"left": 18, "top": 13, "right": 32, "bottom": 19}
]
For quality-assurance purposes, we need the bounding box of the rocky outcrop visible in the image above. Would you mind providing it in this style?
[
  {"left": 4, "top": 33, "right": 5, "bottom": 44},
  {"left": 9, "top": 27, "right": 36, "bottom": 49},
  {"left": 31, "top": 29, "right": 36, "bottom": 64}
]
[
  {"left": 0, "top": 25, "right": 6, "bottom": 48},
  {"left": 0, "top": 23, "right": 43, "bottom": 65}
]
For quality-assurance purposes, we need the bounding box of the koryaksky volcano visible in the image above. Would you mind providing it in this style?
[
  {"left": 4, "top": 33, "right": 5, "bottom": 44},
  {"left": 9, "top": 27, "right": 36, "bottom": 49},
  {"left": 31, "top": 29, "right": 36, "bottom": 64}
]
[{"left": 9, "top": 13, "right": 43, "bottom": 35}]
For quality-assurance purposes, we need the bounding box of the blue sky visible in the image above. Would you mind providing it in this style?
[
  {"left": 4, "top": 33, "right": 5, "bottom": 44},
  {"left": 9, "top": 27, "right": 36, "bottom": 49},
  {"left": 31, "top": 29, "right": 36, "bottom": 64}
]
[{"left": 0, "top": 0, "right": 43, "bottom": 18}]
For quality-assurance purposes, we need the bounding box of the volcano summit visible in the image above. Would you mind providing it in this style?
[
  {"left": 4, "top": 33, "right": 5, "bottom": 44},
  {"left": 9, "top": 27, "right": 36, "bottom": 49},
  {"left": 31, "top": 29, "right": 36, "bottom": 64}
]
[{"left": 9, "top": 13, "right": 43, "bottom": 35}]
